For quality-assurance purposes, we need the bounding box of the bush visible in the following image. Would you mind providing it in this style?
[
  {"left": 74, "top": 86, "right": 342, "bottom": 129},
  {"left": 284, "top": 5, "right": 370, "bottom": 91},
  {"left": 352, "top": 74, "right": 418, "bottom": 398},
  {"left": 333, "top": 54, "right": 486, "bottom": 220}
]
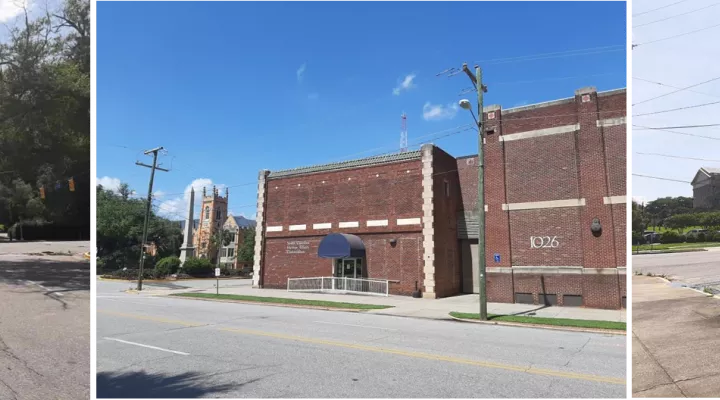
[
  {"left": 712, "top": 233, "right": 720, "bottom": 242},
  {"left": 101, "top": 268, "right": 153, "bottom": 280},
  {"left": 181, "top": 257, "right": 213, "bottom": 277},
  {"left": 697, "top": 232, "right": 707, "bottom": 242},
  {"left": 661, "top": 231, "right": 683, "bottom": 244},
  {"left": 632, "top": 232, "right": 645, "bottom": 245},
  {"left": 685, "top": 234, "right": 696, "bottom": 243},
  {"left": 155, "top": 256, "right": 181, "bottom": 277}
]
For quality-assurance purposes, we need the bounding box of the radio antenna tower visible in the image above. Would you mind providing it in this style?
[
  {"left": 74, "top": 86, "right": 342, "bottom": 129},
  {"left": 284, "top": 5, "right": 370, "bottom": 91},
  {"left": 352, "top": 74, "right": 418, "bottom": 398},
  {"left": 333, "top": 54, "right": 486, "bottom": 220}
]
[{"left": 400, "top": 112, "right": 408, "bottom": 152}]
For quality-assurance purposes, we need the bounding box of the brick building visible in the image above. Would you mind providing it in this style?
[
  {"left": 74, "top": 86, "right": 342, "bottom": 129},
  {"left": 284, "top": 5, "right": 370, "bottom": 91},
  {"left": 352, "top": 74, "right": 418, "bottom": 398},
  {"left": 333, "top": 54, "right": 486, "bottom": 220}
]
[{"left": 251, "top": 86, "right": 627, "bottom": 309}]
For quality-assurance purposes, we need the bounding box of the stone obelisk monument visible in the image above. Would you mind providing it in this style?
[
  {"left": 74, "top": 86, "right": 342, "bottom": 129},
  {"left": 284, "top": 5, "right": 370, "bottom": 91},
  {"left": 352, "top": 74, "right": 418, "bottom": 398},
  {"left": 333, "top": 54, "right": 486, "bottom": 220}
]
[{"left": 179, "top": 187, "right": 195, "bottom": 267}]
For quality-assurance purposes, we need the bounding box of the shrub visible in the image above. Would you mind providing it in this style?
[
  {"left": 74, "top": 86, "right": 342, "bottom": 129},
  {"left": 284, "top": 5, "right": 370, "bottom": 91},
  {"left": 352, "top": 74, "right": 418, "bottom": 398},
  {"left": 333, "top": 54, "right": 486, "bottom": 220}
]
[
  {"left": 8, "top": 220, "right": 89, "bottom": 241},
  {"left": 101, "top": 268, "right": 153, "bottom": 280},
  {"left": 632, "top": 232, "right": 645, "bottom": 246},
  {"left": 155, "top": 256, "right": 181, "bottom": 277},
  {"left": 711, "top": 233, "right": 720, "bottom": 242},
  {"left": 685, "top": 234, "right": 696, "bottom": 243},
  {"left": 697, "top": 232, "right": 707, "bottom": 242},
  {"left": 661, "top": 231, "right": 683, "bottom": 244},
  {"left": 181, "top": 257, "right": 213, "bottom": 277}
]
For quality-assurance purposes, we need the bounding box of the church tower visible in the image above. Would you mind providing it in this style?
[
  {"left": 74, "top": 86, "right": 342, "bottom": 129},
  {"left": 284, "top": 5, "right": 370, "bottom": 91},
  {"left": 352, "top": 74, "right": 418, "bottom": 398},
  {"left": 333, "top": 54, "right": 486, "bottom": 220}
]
[{"left": 194, "top": 185, "right": 228, "bottom": 262}]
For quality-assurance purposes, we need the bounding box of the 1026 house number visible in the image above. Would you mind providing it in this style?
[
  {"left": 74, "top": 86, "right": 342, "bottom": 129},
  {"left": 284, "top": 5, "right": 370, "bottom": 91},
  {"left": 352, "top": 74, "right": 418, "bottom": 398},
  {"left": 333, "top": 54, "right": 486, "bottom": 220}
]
[{"left": 530, "top": 236, "right": 559, "bottom": 249}]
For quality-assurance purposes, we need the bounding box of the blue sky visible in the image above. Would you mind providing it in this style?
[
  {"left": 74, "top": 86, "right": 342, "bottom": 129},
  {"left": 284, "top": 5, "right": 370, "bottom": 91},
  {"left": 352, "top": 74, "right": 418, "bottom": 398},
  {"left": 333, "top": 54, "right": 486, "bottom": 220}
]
[{"left": 97, "top": 1, "right": 626, "bottom": 221}]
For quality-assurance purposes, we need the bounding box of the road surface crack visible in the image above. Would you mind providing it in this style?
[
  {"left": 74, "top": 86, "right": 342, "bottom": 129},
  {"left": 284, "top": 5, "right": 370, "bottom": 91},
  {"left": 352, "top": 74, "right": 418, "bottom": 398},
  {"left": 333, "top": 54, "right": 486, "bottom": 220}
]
[
  {"left": 563, "top": 337, "right": 591, "bottom": 367},
  {"left": 0, "top": 334, "right": 44, "bottom": 378},
  {"left": 0, "top": 377, "right": 18, "bottom": 400},
  {"left": 632, "top": 330, "right": 688, "bottom": 397}
]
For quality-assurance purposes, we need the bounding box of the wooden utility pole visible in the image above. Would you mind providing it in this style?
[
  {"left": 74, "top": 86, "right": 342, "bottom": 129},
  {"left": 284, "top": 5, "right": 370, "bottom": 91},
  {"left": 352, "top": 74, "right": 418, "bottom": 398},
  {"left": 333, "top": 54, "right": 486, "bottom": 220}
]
[{"left": 135, "top": 147, "right": 168, "bottom": 291}]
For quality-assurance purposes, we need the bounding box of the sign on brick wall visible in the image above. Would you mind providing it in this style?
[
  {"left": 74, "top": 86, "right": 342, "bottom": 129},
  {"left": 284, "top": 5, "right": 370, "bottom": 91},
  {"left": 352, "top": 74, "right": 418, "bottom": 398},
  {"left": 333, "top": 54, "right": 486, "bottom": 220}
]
[
  {"left": 286, "top": 241, "right": 310, "bottom": 254},
  {"left": 530, "top": 236, "right": 560, "bottom": 249}
]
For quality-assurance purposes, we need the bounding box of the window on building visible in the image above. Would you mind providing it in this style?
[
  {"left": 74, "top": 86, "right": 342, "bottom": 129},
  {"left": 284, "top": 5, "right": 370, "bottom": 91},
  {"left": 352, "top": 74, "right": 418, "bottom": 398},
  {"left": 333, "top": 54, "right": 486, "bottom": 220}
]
[
  {"left": 444, "top": 181, "right": 450, "bottom": 197},
  {"left": 205, "top": 206, "right": 210, "bottom": 219},
  {"left": 229, "top": 232, "right": 236, "bottom": 243},
  {"left": 227, "top": 248, "right": 234, "bottom": 258},
  {"left": 216, "top": 209, "right": 221, "bottom": 220}
]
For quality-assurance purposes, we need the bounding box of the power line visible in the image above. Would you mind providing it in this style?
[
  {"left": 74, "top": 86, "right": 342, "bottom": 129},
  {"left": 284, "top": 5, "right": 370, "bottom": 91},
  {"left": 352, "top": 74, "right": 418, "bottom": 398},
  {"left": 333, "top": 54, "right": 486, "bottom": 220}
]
[
  {"left": 633, "top": 75, "right": 720, "bottom": 106},
  {"left": 633, "top": 77, "right": 720, "bottom": 99},
  {"left": 489, "top": 72, "right": 620, "bottom": 86},
  {"left": 633, "top": 124, "right": 720, "bottom": 141},
  {"left": 635, "top": 152, "right": 720, "bottom": 162},
  {"left": 634, "top": 21, "right": 720, "bottom": 47},
  {"left": 633, "top": 0, "right": 690, "bottom": 17},
  {"left": 633, "top": 2, "right": 720, "bottom": 28},
  {"left": 633, "top": 173, "right": 690, "bottom": 184},
  {"left": 635, "top": 123, "right": 720, "bottom": 129},
  {"left": 475, "top": 45, "right": 625, "bottom": 65},
  {"left": 633, "top": 100, "right": 720, "bottom": 117}
]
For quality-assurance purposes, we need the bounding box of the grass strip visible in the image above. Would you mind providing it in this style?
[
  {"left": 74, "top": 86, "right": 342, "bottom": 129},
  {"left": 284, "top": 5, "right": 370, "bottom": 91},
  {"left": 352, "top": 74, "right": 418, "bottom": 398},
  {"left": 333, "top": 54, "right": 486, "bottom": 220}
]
[
  {"left": 172, "top": 293, "right": 393, "bottom": 310},
  {"left": 632, "top": 242, "right": 720, "bottom": 251},
  {"left": 449, "top": 312, "right": 626, "bottom": 331}
]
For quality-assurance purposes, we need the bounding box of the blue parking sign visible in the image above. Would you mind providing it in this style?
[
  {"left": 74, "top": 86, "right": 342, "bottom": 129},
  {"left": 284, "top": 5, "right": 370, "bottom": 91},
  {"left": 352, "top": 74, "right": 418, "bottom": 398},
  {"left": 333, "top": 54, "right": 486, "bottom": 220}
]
[{"left": 494, "top": 253, "right": 500, "bottom": 263}]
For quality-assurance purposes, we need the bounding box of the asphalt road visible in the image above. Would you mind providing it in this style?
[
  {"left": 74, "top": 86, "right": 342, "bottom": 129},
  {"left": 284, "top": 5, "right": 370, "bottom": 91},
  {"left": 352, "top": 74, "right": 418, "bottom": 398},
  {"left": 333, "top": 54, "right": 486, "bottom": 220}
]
[
  {"left": 97, "top": 282, "right": 626, "bottom": 398},
  {"left": 0, "top": 241, "right": 90, "bottom": 399},
  {"left": 632, "top": 250, "right": 720, "bottom": 292}
]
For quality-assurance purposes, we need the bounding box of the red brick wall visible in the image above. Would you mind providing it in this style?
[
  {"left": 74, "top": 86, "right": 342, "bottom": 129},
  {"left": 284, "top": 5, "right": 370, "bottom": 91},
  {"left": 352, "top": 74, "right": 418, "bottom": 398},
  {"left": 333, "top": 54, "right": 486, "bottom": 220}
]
[
  {"left": 264, "top": 159, "right": 423, "bottom": 237},
  {"left": 261, "top": 158, "right": 427, "bottom": 295},
  {"left": 458, "top": 89, "right": 626, "bottom": 309},
  {"left": 263, "top": 232, "right": 423, "bottom": 295},
  {"left": 432, "top": 147, "right": 461, "bottom": 298}
]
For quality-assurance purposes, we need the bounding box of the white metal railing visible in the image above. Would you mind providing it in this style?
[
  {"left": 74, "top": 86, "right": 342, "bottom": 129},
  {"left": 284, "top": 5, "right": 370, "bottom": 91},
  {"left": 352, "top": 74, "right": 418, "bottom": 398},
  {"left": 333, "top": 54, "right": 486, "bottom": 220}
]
[{"left": 287, "top": 276, "right": 389, "bottom": 296}]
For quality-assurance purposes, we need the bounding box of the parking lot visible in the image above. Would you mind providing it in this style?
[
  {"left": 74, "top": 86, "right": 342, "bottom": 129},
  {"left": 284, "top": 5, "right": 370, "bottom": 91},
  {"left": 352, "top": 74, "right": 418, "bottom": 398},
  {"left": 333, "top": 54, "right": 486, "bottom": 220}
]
[{"left": 632, "top": 249, "right": 720, "bottom": 293}]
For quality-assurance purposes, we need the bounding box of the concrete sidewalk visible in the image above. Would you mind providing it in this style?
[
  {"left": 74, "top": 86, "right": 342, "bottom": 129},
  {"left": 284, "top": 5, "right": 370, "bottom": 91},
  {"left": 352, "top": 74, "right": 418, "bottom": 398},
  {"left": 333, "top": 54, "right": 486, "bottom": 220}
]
[
  {"left": 633, "top": 275, "right": 720, "bottom": 397},
  {"left": 139, "top": 280, "right": 626, "bottom": 323}
]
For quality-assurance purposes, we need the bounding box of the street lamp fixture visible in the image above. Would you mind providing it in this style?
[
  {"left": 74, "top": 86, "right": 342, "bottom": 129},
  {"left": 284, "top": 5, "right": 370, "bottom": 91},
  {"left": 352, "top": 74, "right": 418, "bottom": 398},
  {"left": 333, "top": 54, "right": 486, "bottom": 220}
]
[{"left": 459, "top": 99, "right": 479, "bottom": 128}]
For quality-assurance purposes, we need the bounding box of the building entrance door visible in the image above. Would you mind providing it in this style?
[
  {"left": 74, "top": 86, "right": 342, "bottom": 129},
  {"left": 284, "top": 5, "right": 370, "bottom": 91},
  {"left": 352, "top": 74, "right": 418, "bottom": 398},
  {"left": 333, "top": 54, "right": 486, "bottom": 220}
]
[{"left": 334, "top": 258, "right": 363, "bottom": 290}]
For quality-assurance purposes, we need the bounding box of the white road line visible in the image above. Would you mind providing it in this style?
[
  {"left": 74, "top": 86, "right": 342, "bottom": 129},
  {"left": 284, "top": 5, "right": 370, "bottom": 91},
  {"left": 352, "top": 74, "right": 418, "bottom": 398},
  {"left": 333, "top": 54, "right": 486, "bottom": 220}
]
[
  {"left": 24, "top": 280, "right": 63, "bottom": 296},
  {"left": 102, "top": 337, "right": 190, "bottom": 356},
  {"left": 314, "top": 321, "right": 398, "bottom": 331}
]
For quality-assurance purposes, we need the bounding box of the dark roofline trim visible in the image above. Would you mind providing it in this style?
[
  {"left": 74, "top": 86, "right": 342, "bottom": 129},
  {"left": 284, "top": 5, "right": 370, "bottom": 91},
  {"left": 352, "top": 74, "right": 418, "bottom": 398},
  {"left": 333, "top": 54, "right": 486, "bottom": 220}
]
[{"left": 267, "top": 150, "right": 423, "bottom": 180}]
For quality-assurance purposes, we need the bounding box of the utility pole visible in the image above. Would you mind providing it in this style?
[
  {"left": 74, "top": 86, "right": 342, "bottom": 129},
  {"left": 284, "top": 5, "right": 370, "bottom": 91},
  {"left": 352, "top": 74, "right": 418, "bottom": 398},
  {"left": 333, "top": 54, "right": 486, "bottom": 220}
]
[
  {"left": 462, "top": 63, "right": 489, "bottom": 321},
  {"left": 135, "top": 147, "right": 168, "bottom": 291}
]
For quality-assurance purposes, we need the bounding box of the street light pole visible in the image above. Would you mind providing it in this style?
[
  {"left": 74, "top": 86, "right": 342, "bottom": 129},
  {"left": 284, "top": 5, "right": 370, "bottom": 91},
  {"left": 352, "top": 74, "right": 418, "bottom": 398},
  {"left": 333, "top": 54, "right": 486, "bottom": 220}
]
[{"left": 460, "top": 63, "right": 488, "bottom": 321}]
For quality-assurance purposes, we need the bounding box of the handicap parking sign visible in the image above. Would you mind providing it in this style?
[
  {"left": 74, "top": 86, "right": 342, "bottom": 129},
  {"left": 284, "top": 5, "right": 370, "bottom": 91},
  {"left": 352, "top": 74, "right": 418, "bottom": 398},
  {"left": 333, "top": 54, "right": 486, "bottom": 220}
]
[{"left": 494, "top": 253, "right": 500, "bottom": 263}]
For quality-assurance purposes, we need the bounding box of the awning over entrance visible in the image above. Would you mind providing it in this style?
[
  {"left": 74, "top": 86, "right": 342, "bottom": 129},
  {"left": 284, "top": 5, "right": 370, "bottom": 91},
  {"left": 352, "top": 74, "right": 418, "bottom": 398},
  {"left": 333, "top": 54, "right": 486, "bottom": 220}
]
[{"left": 317, "top": 233, "right": 366, "bottom": 258}]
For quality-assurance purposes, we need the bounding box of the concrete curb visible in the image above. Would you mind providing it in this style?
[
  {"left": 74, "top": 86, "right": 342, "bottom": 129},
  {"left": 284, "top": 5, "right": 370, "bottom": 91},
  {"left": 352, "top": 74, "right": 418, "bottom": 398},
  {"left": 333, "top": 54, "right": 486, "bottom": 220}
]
[
  {"left": 449, "top": 316, "right": 627, "bottom": 335},
  {"left": 165, "top": 294, "right": 389, "bottom": 313},
  {"left": 98, "top": 277, "right": 250, "bottom": 283},
  {"left": 655, "top": 276, "right": 715, "bottom": 297}
]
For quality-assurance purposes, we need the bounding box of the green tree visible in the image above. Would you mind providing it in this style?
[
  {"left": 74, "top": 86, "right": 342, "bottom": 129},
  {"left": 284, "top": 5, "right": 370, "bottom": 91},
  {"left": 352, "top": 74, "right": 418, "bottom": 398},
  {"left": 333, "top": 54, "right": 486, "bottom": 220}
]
[
  {"left": 631, "top": 201, "right": 648, "bottom": 235},
  {"left": 0, "top": 0, "right": 90, "bottom": 230},
  {"left": 238, "top": 227, "right": 256, "bottom": 263},
  {"left": 96, "top": 184, "right": 182, "bottom": 273}
]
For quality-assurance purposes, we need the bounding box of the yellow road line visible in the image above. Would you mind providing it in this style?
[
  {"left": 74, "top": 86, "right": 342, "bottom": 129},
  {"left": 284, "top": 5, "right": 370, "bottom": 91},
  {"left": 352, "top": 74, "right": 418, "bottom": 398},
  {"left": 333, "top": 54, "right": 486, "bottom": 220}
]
[{"left": 98, "top": 309, "right": 625, "bottom": 386}]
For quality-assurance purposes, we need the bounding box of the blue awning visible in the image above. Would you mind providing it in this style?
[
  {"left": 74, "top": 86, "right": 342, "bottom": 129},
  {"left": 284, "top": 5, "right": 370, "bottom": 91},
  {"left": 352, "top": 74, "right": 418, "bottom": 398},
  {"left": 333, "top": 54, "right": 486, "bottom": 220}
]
[{"left": 317, "top": 233, "right": 366, "bottom": 258}]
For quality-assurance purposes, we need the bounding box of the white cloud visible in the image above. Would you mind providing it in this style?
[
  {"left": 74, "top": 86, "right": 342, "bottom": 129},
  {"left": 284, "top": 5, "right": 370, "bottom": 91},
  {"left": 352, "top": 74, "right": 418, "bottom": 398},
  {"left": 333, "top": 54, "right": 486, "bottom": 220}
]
[
  {"left": 97, "top": 176, "right": 121, "bottom": 193},
  {"left": 393, "top": 73, "right": 416, "bottom": 95},
  {"left": 633, "top": 0, "right": 720, "bottom": 201},
  {"left": 157, "top": 178, "right": 226, "bottom": 220},
  {"left": 296, "top": 63, "right": 306, "bottom": 83},
  {"left": 0, "top": 0, "right": 28, "bottom": 23},
  {"left": 422, "top": 102, "right": 458, "bottom": 121},
  {"left": 153, "top": 190, "right": 165, "bottom": 198}
]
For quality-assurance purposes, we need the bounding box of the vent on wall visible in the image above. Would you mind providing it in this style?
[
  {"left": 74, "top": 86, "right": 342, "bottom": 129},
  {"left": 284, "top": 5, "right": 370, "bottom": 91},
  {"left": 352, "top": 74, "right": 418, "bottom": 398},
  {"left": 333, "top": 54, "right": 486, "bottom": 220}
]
[
  {"left": 466, "top": 158, "right": 474, "bottom": 166},
  {"left": 563, "top": 295, "right": 583, "bottom": 307},
  {"left": 514, "top": 293, "right": 534, "bottom": 304}
]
